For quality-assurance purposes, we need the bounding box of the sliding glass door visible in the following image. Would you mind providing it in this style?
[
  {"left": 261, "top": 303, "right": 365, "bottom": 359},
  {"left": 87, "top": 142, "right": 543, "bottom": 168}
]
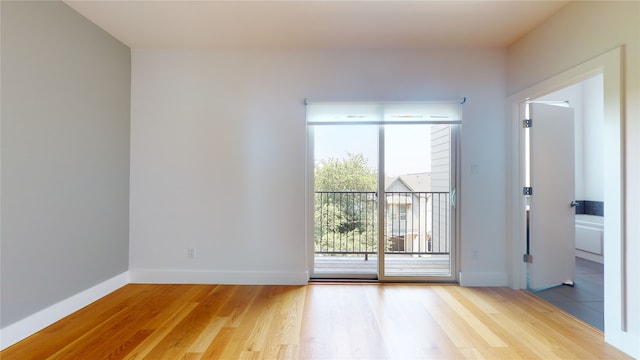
[{"left": 308, "top": 101, "right": 460, "bottom": 281}]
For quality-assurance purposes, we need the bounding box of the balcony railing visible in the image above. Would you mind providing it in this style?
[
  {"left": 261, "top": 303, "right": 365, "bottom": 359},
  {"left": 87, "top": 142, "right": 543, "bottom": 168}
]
[{"left": 315, "top": 191, "right": 450, "bottom": 258}]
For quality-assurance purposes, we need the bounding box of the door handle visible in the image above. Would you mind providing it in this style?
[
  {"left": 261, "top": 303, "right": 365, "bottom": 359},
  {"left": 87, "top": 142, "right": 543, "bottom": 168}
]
[
  {"left": 450, "top": 188, "right": 457, "bottom": 208},
  {"left": 570, "top": 201, "right": 579, "bottom": 207}
]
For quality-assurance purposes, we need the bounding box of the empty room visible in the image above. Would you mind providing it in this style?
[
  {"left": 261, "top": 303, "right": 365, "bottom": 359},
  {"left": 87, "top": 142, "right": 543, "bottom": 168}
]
[{"left": 1, "top": 0, "right": 639, "bottom": 358}]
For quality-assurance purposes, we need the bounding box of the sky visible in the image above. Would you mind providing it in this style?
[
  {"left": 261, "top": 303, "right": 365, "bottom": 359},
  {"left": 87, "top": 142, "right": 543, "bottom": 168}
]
[{"left": 314, "top": 124, "right": 432, "bottom": 177}]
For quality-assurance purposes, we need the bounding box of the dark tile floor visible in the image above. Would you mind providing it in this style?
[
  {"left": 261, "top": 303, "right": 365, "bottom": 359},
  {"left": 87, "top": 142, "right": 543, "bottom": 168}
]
[{"left": 531, "top": 257, "right": 604, "bottom": 331}]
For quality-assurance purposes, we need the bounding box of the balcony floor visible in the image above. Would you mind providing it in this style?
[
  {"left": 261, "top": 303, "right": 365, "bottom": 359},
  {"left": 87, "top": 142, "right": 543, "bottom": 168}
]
[{"left": 313, "top": 254, "right": 450, "bottom": 278}]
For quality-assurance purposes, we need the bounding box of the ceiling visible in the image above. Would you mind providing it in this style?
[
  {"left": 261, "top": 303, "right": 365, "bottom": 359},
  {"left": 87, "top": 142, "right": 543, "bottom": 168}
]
[{"left": 63, "top": 0, "right": 570, "bottom": 49}]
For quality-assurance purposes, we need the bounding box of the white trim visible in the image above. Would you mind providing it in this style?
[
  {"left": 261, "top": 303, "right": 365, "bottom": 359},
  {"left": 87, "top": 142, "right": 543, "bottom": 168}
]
[
  {"left": 451, "top": 124, "right": 461, "bottom": 284},
  {"left": 0, "top": 272, "right": 129, "bottom": 350},
  {"left": 605, "top": 329, "right": 639, "bottom": 359},
  {"left": 507, "top": 47, "right": 622, "bottom": 290},
  {"left": 129, "top": 269, "right": 309, "bottom": 285},
  {"left": 377, "top": 125, "right": 386, "bottom": 279},
  {"left": 507, "top": 47, "right": 633, "bottom": 357},
  {"left": 306, "top": 126, "right": 316, "bottom": 277},
  {"left": 459, "top": 271, "right": 509, "bottom": 287}
]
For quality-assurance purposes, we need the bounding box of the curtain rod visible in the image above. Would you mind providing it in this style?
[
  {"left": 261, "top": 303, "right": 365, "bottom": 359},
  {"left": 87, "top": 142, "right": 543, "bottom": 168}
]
[{"left": 526, "top": 100, "right": 569, "bottom": 105}]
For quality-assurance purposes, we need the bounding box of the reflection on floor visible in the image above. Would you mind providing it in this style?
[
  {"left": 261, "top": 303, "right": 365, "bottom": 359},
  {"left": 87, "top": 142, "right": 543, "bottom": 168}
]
[{"left": 532, "top": 257, "right": 604, "bottom": 331}]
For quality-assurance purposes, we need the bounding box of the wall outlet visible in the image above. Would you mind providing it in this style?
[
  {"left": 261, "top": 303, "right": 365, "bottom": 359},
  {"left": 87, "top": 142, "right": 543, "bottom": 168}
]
[
  {"left": 472, "top": 248, "right": 479, "bottom": 260},
  {"left": 187, "top": 247, "right": 196, "bottom": 259}
]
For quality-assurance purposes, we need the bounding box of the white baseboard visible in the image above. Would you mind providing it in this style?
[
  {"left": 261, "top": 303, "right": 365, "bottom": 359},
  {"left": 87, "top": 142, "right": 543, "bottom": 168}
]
[
  {"left": 0, "top": 272, "right": 129, "bottom": 350},
  {"left": 459, "top": 271, "right": 508, "bottom": 286},
  {"left": 129, "top": 269, "right": 310, "bottom": 285}
]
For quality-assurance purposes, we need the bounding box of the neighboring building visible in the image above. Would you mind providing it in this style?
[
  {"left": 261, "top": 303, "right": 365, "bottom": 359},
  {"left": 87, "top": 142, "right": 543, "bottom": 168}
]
[
  {"left": 384, "top": 123, "right": 453, "bottom": 255},
  {"left": 430, "top": 125, "right": 452, "bottom": 254},
  {"left": 385, "top": 173, "right": 433, "bottom": 254}
]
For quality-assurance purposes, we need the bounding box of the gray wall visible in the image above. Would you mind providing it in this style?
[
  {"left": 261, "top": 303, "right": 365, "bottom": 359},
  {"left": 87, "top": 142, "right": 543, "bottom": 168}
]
[{"left": 1, "top": 1, "right": 130, "bottom": 327}]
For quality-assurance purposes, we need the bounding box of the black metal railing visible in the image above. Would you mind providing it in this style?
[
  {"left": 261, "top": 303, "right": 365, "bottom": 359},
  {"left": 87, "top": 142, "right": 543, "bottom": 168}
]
[{"left": 314, "top": 191, "right": 450, "bottom": 258}]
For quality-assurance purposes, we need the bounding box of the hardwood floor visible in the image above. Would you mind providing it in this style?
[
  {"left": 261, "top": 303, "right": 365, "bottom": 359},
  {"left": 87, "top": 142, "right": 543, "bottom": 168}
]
[{"left": 1, "top": 284, "right": 631, "bottom": 359}]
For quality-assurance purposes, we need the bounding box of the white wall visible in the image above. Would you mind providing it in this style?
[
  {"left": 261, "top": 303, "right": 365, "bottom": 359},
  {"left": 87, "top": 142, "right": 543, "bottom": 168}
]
[
  {"left": 581, "top": 75, "right": 604, "bottom": 201},
  {"left": 129, "top": 48, "right": 508, "bottom": 285},
  {"left": 508, "top": 1, "right": 639, "bottom": 356}
]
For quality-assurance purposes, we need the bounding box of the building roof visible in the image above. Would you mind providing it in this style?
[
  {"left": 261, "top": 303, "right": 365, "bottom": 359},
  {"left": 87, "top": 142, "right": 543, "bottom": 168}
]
[{"left": 385, "top": 172, "right": 431, "bottom": 192}]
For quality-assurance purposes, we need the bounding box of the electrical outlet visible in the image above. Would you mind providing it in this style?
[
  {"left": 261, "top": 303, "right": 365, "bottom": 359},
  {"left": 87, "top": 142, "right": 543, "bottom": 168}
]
[
  {"left": 187, "top": 247, "right": 196, "bottom": 259},
  {"left": 472, "top": 248, "right": 479, "bottom": 260}
]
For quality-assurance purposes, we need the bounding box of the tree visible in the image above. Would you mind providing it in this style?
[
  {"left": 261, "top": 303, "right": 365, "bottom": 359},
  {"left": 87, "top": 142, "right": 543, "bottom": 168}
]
[
  {"left": 314, "top": 153, "right": 378, "bottom": 256},
  {"left": 315, "top": 153, "right": 376, "bottom": 192}
]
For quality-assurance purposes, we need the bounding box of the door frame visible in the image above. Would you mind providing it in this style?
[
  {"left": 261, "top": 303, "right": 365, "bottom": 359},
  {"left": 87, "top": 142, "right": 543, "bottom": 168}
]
[
  {"left": 377, "top": 124, "right": 460, "bottom": 282},
  {"left": 507, "top": 47, "right": 625, "bottom": 335}
]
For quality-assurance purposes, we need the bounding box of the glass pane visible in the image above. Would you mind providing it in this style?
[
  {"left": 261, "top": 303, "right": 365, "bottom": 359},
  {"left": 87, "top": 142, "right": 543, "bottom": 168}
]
[
  {"left": 313, "top": 125, "right": 378, "bottom": 277},
  {"left": 383, "top": 124, "right": 451, "bottom": 277}
]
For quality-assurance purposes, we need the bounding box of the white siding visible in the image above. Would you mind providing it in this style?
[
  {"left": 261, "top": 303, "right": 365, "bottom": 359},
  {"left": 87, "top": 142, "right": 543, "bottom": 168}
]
[
  {"left": 430, "top": 125, "right": 450, "bottom": 192},
  {"left": 430, "top": 125, "right": 450, "bottom": 253}
]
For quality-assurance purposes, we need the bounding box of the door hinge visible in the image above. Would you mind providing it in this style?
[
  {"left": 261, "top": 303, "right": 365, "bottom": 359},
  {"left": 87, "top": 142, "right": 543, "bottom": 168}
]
[
  {"left": 523, "top": 254, "right": 533, "bottom": 263},
  {"left": 522, "top": 119, "right": 532, "bottom": 128},
  {"left": 523, "top": 187, "right": 533, "bottom": 196}
]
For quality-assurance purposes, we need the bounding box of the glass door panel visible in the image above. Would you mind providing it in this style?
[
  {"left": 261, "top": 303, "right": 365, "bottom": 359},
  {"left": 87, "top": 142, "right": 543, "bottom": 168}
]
[
  {"left": 382, "top": 124, "right": 452, "bottom": 278},
  {"left": 312, "top": 125, "right": 378, "bottom": 278}
]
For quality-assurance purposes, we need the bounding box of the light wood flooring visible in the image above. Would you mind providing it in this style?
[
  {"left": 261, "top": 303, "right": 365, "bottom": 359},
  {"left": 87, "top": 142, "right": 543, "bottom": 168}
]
[{"left": 1, "top": 283, "right": 631, "bottom": 359}]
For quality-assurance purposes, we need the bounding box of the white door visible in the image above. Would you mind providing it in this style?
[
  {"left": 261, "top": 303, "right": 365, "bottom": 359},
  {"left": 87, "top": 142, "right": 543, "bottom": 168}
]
[{"left": 528, "top": 103, "right": 576, "bottom": 290}]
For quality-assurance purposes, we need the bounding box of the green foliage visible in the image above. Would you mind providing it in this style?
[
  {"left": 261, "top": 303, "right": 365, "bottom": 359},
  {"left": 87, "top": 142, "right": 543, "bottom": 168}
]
[
  {"left": 314, "top": 153, "right": 378, "bottom": 255},
  {"left": 315, "top": 153, "right": 376, "bottom": 192}
]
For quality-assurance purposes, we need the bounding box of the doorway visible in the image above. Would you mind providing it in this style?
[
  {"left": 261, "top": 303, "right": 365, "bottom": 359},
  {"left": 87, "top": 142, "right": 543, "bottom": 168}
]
[
  {"left": 508, "top": 47, "right": 624, "bottom": 337},
  {"left": 306, "top": 101, "right": 461, "bottom": 281},
  {"left": 523, "top": 74, "right": 605, "bottom": 330}
]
